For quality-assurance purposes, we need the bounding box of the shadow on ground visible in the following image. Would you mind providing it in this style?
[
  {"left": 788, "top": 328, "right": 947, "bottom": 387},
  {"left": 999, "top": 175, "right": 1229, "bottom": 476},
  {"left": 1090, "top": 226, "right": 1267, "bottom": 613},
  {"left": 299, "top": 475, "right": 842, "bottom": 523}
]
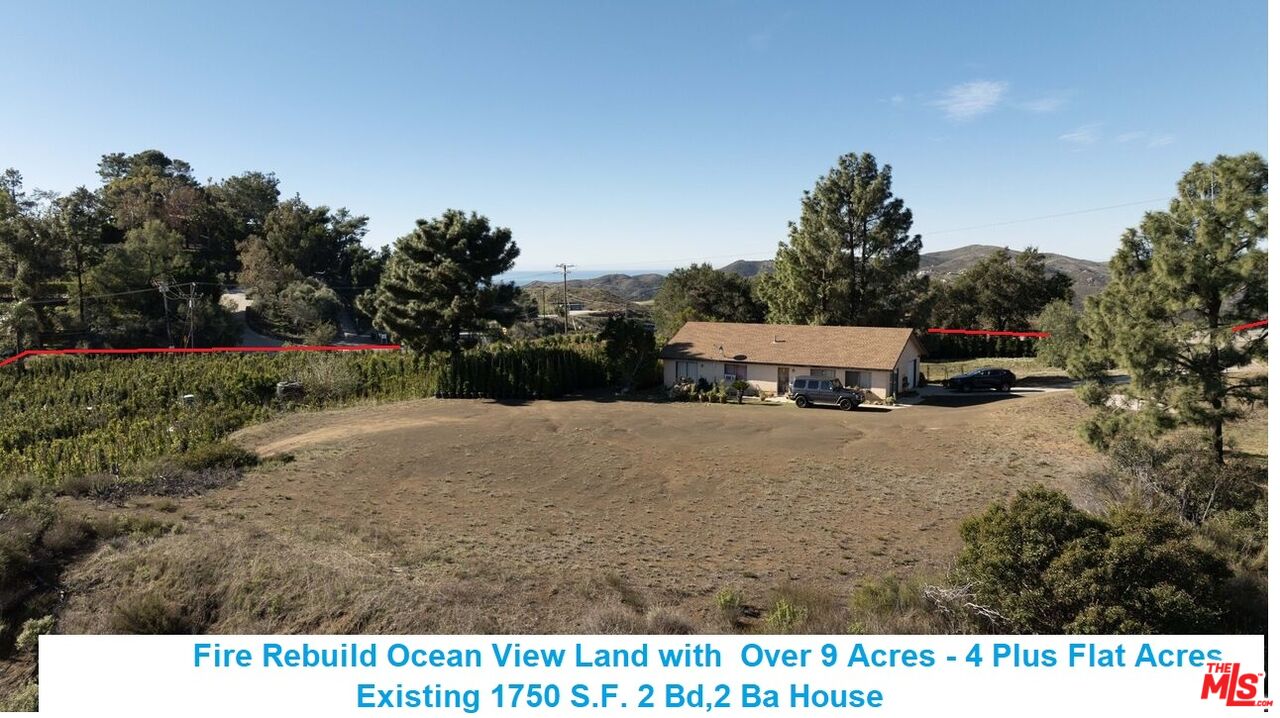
[{"left": 918, "top": 391, "right": 1025, "bottom": 408}]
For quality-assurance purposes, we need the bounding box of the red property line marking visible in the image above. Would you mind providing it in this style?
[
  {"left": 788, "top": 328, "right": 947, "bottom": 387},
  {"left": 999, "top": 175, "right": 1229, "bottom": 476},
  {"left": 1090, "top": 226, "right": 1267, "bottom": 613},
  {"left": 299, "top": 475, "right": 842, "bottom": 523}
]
[
  {"left": 927, "top": 328, "right": 1050, "bottom": 339},
  {"left": 1231, "top": 319, "right": 1268, "bottom": 332},
  {"left": 929, "top": 319, "right": 1266, "bottom": 339},
  {"left": 0, "top": 344, "right": 401, "bottom": 369}
]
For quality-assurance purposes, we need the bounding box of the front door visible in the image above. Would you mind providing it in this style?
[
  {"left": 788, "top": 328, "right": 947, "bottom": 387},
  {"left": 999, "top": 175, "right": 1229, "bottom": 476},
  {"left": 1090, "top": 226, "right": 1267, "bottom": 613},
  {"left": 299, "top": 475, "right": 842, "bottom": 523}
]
[{"left": 777, "top": 366, "right": 789, "bottom": 394}]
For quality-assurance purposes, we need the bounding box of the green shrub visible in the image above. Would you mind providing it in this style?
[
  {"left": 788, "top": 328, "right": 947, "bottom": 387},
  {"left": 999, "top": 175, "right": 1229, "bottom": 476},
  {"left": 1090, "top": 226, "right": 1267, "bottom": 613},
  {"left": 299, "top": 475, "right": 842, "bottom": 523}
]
[
  {"left": 714, "top": 588, "right": 744, "bottom": 626},
  {"left": 15, "top": 615, "right": 54, "bottom": 653},
  {"left": 848, "top": 575, "right": 944, "bottom": 634},
  {"left": 0, "top": 682, "right": 38, "bottom": 712},
  {"left": 295, "top": 354, "right": 360, "bottom": 404},
  {"left": 764, "top": 599, "right": 807, "bottom": 633},
  {"left": 177, "top": 442, "right": 259, "bottom": 472},
  {"left": 1102, "top": 434, "right": 1264, "bottom": 524},
  {"left": 958, "top": 486, "right": 1235, "bottom": 633},
  {"left": 39, "top": 514, "right": 94, "bottom": 555},
  {"left": 56, "top": 473, "right": 114, "bottom": 498},
  {"left": 110, "top": 592, "right": 207, "bottom": 634},
  {"left": 0, "top": 346, "right": 612, "bottom": 486}
]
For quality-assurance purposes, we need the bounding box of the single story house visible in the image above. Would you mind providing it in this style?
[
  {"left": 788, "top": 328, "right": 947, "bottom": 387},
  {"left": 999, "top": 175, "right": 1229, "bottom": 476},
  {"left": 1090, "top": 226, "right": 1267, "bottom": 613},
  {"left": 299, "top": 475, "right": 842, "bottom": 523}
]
[{"left": 659, "top": 321, "right": 926, "bottom": 400}]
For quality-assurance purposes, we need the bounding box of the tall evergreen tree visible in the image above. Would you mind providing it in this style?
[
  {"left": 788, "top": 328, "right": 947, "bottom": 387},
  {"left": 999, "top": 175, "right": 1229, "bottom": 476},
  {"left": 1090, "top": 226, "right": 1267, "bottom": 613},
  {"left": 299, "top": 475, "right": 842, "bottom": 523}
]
[
  {"left": 0, "top": 170, "right": 62, "bottom": 347},
  {"left": 366, "top": 210, "right": 520, "bottom": 353},
  {"left": 54, "top": 187, "right": 107, "bottom": 325},
  {"left": 759, "top": 152, "right": 925, "bottom": 326},
  {"left": 1080, "top": 153, "right": 1267, "bottom": 464}
]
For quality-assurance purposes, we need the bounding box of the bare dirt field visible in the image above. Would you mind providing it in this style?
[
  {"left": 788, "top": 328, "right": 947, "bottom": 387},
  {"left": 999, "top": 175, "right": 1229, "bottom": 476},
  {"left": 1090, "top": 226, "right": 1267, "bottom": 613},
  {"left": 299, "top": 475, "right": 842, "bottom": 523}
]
[
  {"left": 54, "top": 389, "right": 1113, "bottom": 634},
  {"left": 234, "top": 389, "right": 1097, "bottom": 587}
]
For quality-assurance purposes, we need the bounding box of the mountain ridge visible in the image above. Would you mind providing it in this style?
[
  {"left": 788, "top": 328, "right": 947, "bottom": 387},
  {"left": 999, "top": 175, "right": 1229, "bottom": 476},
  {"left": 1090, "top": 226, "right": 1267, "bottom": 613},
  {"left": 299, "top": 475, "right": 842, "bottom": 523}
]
[{"left": 523, "top": 244, "right": 1110, "bottom": 304}]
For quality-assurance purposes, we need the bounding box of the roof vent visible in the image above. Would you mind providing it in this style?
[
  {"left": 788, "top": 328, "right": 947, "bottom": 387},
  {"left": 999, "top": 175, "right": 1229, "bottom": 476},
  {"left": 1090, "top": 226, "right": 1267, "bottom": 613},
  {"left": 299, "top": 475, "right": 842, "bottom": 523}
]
[{"left": 773, "top": 335, "right": 784, "bottom": 343}]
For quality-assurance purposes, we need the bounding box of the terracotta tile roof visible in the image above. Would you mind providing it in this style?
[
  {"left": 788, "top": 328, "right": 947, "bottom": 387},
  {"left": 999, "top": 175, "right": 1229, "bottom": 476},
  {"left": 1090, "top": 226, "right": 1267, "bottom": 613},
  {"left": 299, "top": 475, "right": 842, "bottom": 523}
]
[{"left": 659, "top": 322, "right": 922, "bottom": 371}]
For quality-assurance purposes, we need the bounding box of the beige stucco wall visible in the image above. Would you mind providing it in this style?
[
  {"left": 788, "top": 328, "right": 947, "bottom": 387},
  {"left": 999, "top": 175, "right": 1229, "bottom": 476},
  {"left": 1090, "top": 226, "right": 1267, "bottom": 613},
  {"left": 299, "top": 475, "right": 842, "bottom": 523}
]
[
  {"left": 663, "top": 360, "right": 905, "bottom": 400},
  {"left": 892, "top": 341, "right": 923, "bottom": 394}
]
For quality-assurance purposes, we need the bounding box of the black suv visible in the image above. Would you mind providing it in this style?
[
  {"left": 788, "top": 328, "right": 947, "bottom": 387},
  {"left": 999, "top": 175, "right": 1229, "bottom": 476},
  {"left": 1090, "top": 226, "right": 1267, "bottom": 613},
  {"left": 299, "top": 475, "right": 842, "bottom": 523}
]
[
  {"left": 943, "top": 368, "right": 1016, "bottom": 392},
  {"left": 787, "top": 376, "right": 864, "bottom": 410}
]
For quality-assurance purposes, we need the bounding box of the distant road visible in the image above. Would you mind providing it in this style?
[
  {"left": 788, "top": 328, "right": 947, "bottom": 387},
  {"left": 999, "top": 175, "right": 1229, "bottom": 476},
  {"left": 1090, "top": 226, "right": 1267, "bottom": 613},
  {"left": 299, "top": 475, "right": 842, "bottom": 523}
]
[
  {"left": 220, "top": 287, "right": 375, "bottom": 346},
  {"left": 220, "top": 288, "right": 283, "bottom": 347}
]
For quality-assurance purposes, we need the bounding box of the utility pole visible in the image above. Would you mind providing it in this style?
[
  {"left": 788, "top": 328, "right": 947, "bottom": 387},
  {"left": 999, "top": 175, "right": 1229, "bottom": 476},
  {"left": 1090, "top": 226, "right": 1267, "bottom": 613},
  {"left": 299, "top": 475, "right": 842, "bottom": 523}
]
[
  {"left": 186, "top": 289, "right": 196, "bottom": 348},
  {"left": 155, "top": 279, "right": 173, "bottom": 347},
  {"left": 555, "top": 263, "right": 574, "bottom": 334}
]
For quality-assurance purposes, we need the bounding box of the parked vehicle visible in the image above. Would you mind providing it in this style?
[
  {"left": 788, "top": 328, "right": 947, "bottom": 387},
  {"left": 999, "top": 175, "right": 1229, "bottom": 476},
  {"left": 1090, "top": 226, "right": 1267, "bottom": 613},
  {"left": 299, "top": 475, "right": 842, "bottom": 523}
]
[
  {"left": 786, "top": 376, "right": 864, "bottom": 410},
  {"left": 943, "top": 367, "right": 1016, "bottom": 392}
]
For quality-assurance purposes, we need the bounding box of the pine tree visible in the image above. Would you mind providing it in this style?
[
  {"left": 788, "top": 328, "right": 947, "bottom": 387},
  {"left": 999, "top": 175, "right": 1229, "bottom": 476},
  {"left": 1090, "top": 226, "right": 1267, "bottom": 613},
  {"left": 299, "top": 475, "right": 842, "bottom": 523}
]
[
  {"left": 366, "top": 210, "right": 520, "bottom": 354},
  {"left": 1081, "top": 153, "right": 1267, "bottom": 464},
  {"left": 759, "top": 152, "right": 925, "bottom": 326}
]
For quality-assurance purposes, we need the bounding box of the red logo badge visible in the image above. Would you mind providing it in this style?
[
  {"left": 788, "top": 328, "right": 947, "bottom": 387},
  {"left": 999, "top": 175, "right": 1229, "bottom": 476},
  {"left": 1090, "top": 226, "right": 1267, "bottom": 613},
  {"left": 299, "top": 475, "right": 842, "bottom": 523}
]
[{"left": 1201, "top": 662, "right": 1270, "bottom": 707}]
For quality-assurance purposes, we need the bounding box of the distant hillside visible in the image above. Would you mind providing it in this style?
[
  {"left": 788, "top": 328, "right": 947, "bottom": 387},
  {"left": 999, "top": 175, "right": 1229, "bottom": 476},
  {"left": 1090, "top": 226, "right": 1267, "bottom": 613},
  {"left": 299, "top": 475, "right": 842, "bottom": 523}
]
[
  {"left": 916, "top": 244, "right": 1109, "bottom": 303},
  {"left": 524, "top": 273, "right": 664, "bottom": 304},
  {"left": 520, "top": 245, "right": 1110, "bottom": 305},
  {"left": 717, "top": 259, "right": 775, "bottom": 277}
]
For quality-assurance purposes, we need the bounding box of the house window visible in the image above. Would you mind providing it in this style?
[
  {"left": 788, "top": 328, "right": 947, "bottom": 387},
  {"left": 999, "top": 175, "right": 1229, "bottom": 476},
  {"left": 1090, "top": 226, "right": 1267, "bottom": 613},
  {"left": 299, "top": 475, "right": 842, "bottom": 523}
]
[
  {"left": 810, "top": 368, "right": 835, "bottom": 379},
  {"left": 724, "top": 363, "right": 748, "bottom": 380},
  {"left": 845, "top": 371, "right": 865, "bottom": 388},
  {"left": 675, "top": 361, "right": 698, "bottom": 381}
]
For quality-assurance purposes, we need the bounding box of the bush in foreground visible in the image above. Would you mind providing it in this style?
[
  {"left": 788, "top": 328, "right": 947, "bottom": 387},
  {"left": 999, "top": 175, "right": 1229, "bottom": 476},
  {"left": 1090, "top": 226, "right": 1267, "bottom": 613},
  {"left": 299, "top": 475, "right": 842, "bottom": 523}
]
[{"left": 957, "top": 486, "right": 1237, "bottom": 633}]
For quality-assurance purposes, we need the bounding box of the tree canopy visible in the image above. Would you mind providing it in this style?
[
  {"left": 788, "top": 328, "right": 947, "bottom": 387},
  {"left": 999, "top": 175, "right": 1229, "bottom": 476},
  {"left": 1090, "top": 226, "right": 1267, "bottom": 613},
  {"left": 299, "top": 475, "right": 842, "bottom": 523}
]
[
  {"left": 759, "top": 152, "right": 926, "bottom": 327},
  {"left": 1078, "top": 153, "right": 1267, "bottom": 463},
  {"left": 651, "top": 263, "right": 764, "bottom": 339},
  {"left": 365, "top": 210, "right": 521, "bottom": 353},
  {"left": 957, "top": 486, "right": 1234, "bottom": 633},
  {"left": 928, "top": 247, "right": 1073, "bottom": 331}
]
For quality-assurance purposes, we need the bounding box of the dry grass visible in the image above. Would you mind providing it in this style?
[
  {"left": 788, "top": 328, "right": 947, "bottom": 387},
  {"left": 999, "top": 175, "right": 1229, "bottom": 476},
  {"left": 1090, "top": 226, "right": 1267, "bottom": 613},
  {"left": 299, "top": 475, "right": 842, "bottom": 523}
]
[
  {"left": 51, "top": 391, "right": 1107, "bottom": 634},
  {"left": 1230, "top": 402, "right": 1267, "bottom": 459},
  {"left": 921, "top": 356, "right": 1059, "bottom": 382}
]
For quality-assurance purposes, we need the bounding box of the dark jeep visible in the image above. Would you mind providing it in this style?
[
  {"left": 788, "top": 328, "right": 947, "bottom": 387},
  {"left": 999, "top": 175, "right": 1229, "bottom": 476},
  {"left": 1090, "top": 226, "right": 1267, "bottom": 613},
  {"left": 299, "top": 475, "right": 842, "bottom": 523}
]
[{"left": 786, "top": 376, "right": 864, "bottom": 410}]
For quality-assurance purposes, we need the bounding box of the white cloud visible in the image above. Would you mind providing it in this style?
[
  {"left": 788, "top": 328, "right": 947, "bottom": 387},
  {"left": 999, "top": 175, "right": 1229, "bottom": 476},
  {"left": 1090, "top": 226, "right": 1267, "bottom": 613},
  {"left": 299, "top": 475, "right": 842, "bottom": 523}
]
[
  {"left": 889, "top": 94, "right": 905, "bottom": 106},
  {"left": 933, "top": 80, "right": 1008, "bottom": 121},
  {"left": 1058, "top": 123, "right": 1102, "bottom": 146},
  {"left": 1113, "top": 130, "right": 1174, "bottom": 147},
  {"left": 1018, "top": 95, "right": 1067, "bottom": 113}
]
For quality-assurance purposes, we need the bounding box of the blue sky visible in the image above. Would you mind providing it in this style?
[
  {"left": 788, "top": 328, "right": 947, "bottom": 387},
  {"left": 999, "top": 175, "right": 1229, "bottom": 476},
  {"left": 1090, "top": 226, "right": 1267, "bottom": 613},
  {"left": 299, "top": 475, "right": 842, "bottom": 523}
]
[{"left": 3, "top": 0, "right": 1266, "bottom": 272}]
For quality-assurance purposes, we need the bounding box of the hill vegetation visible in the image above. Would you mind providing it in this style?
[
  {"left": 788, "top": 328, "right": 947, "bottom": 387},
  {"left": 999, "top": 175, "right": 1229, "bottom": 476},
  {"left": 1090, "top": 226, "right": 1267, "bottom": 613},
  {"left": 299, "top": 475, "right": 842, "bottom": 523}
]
[{"left": 519, "top": 246, "right": 1107, "bottom": 307}]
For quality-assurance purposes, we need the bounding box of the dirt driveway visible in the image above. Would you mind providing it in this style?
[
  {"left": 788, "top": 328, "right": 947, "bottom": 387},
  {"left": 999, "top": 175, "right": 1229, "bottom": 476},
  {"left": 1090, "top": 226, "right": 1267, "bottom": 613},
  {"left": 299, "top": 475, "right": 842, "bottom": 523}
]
[{"left": 195, "top": 392, "right": 1098, "bottom": 619}]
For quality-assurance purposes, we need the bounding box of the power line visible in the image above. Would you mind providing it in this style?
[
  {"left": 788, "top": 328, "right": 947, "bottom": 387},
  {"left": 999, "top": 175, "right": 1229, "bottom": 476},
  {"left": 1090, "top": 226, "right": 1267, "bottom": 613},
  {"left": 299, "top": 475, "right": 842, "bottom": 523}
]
[
  {"left": 527, "top": 196, "right": 1174, "bottom": 272},
  {"left": 920, "top": 197, "right": 1171, "bottom": 237}
]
